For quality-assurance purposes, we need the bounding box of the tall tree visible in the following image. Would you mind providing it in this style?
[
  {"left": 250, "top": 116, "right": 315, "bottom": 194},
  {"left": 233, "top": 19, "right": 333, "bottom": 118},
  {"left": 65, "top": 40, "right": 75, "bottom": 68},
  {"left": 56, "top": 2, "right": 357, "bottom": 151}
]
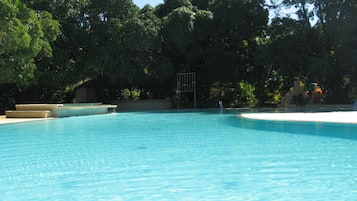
[
  {"left": 155, "top": 0, "right": 192, "bottom": 18},
  {"left": 161, "top": 6, "right": 197, "bottom": 72},
  {"left": 0, "top": 0, "right": 60, "bottom": 85},
  {"left": 314, "top": 0, "right": 357, "bottom": 102},
  {"left": 202, "top": 0, "right": 268, "bottom": 83},
  {"left": 20, "top": 0, "right": 91, "bottom": 101},
  {"left": 267, "top": 0, "right": 357, "bottom": 103}
]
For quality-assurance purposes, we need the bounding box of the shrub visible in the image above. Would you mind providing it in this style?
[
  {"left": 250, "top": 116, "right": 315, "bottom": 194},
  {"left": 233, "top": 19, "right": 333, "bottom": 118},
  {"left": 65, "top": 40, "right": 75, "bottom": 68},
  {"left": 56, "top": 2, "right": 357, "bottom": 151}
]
[
  {"left": 209, "top": 81, "right": 257, "bottom": 107},
  {"left": 121, "top": 88, "right": 141, "bottom": 100}
]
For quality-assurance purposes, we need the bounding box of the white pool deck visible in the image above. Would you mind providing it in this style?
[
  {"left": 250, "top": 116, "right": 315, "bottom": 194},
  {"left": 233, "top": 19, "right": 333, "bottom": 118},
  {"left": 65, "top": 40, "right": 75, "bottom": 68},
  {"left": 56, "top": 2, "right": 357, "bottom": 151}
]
[
  {"left": 0, "top": 115, "right": 54, "bottom": 125},
  {"left": 240, "top": 111, "right": 357, "bottom": 124}
]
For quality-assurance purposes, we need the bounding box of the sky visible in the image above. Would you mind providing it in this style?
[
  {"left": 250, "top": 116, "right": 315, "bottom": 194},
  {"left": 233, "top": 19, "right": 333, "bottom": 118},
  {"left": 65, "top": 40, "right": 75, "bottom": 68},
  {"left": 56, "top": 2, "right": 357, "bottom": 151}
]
[{"left": 132, "top": 0, "right": 163, "bottom": 8}]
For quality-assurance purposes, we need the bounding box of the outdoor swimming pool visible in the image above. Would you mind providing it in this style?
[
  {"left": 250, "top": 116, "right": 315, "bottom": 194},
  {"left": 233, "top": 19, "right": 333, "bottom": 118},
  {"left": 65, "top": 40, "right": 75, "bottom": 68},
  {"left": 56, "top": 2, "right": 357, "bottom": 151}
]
[{"left": 1, "top": 110, "right": 357, "bottom": 200}]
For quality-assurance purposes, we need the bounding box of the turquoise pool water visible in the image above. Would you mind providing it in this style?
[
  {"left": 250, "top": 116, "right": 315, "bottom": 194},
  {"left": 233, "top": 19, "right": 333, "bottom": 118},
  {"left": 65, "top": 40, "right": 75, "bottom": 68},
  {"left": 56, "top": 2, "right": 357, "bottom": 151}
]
[{"left": 1, "top": 110, "right": 357, "bottom": 200}]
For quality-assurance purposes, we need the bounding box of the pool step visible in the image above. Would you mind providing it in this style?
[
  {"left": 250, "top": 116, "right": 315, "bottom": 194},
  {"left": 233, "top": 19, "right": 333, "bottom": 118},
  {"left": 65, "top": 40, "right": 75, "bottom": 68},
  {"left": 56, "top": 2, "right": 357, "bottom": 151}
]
[
  {"left": 5, "top": 110, "right": 53, "bottom": 118},
  {"left": 5, "top": 103, "right": 117, "bottom": 118}
]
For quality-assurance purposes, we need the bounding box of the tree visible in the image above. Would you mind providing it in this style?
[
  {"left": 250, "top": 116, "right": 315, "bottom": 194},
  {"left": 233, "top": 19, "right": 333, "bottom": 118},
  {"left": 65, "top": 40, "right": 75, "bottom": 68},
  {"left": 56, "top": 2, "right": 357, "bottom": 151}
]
[
  {"left": 271, "top": 0, "right": 316, "bottom": 28},
  {"left": 202, "top": 0, "right": 268, "bottom": 83},
  {"left": 137, "top": 6, "right": 175, "bottom": 85},
  {"left": 21, "top": 0, "right": 91, "bottom": 102},
  {"left": 266, "top": 0, "right": 357, "bottom": 103},
  {"left": 191, "top": 0, "right": 213, "bottom": 10},
  {"left": 314, "top": 0, "right": 357, "bottom": 102},
  {"left": 161, "top": 7, "right": 197, "bottom": 72},
  {"left": 155, "top": 0, "right": 193, "bottom": 18},
  {"left": 0, "top": 0, "right": 59, "bottom": 85}
]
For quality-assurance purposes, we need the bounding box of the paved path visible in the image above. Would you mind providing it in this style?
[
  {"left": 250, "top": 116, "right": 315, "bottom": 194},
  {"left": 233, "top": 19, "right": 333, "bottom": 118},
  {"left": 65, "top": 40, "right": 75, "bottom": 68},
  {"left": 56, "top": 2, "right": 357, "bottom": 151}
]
[{"left": 240, "top": 111, "right": 357, "bottom": 124}]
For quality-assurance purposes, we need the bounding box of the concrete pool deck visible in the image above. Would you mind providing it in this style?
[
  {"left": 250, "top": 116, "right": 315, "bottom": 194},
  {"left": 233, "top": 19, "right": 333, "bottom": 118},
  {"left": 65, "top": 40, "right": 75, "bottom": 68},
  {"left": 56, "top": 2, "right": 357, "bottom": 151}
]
[
  {"left": 240, "top": 111, "right": 357, "bottom": 124},
  {"left": 0, "top": 115, "right": 54, "bottom": 125}
]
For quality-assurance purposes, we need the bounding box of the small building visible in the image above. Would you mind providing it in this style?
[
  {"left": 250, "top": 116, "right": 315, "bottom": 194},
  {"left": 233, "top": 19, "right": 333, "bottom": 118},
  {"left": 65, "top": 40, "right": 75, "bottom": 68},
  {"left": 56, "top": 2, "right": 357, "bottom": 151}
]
[{"left": 74, "top": 77, "right": 111, "bottom": 103}]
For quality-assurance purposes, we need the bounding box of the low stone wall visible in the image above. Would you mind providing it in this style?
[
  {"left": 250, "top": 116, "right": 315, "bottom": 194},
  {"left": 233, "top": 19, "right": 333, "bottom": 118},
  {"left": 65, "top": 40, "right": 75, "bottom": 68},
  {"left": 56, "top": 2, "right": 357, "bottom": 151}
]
[
  {"left": 277, "top": 104, "right": 354, "bottom": 112},
  {"left": 112, "top": 99, "right": 174, "bottom": 111}
]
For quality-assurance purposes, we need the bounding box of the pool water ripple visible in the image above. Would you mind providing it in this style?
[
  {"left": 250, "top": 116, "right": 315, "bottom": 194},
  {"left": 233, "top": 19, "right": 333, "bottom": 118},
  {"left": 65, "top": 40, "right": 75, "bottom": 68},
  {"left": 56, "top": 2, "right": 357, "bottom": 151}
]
[{"left": 1, "top": 111, "right": 357, "bottom": 200}]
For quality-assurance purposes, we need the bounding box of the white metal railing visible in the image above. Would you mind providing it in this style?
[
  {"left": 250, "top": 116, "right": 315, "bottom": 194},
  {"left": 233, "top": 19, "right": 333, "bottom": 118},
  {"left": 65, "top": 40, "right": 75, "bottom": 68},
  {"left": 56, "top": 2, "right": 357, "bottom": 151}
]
[{"left": 177, "top": 72, "right": 196, "bottom": 108}]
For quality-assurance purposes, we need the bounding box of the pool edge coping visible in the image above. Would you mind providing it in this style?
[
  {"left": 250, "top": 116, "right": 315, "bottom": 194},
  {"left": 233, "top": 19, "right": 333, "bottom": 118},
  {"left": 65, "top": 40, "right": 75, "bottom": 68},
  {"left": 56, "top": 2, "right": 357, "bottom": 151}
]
[
  {"left": 239, "top": 111, "right": 357, "bottom": 124},
  {"left": 0, "top": 115, "right": 54, "bottom": 125}
]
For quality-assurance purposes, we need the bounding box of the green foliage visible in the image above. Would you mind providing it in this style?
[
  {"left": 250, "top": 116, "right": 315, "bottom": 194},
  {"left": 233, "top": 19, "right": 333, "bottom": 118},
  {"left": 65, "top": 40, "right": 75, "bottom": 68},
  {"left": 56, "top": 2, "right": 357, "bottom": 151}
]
[
  {"left": 201, "top": 0, "right": 268, "bottom": 84},
  {"left": 162, "top": 7, "right": 196, "bottom": 65},
  {"left": 2, "top": 0, "right": 357, "bottom": 106},
  {"left": 209, "top": 81, "right": 256, "bottom": 107},
  {"left": 236, "top": 81, "right": 257, "bottom": 107},
  {"left": 319, "top": 1, "right": 357, "bottom": 103},
  {"left": 256, "top": 68, "right": 284, "bottom": 105},
  {"left": 267, "top": 0, "right": 357, "bottom": 103},
  {"left": 121, "top": 88, "right": 141, "bottom": 100},
  {"left": 0, "top": 0, "right": 59, "bottom": 86},
  {"left": 155, "top": 0, "right": 192, "bottom": 18}
]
